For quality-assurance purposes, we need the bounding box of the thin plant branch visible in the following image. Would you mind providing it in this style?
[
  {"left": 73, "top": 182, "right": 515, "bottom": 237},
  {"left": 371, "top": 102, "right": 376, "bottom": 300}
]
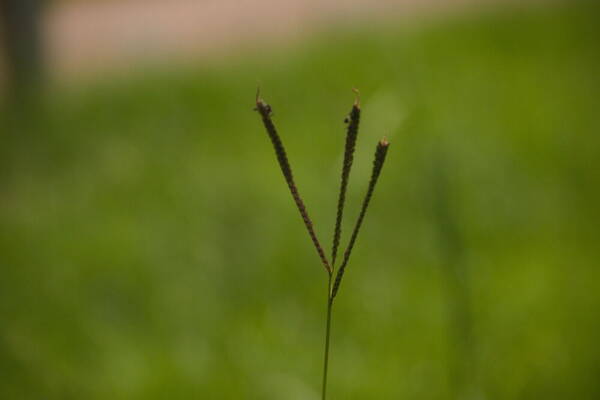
[
  {"left": 255, "top": 93, "right": 332, "bottom": 275},
  {"left": 331, "top": 90, "right": 361, "bottom": 268},
  {"left": 332, "top": 138, "right": 389, "bottom": 299},
  {"left": 322, "top": 275, "right": 333, "bottom": 400}
]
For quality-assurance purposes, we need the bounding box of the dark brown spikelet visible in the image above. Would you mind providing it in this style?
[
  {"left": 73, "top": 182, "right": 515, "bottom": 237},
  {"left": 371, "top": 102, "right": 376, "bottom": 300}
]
[
  {"left": 332, "top": 138, "right": 389, "bottom": 298},
  {"left": 255, "top": 96, "right": 332, "bottom": 275},
  {"left": 331, "top": 93, "right": 361, "bottom": 268}
]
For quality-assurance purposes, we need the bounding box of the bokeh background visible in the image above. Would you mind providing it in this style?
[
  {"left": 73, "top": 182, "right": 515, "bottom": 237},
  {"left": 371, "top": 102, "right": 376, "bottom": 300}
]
[{"left": 1, "top": 0, "right": 599, "bottom": 398}]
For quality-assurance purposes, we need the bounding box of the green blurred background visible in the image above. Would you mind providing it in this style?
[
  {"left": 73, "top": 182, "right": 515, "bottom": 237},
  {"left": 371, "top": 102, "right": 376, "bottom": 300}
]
[{"left": 1, "top": 0, "right": 599, "bottom": 398}]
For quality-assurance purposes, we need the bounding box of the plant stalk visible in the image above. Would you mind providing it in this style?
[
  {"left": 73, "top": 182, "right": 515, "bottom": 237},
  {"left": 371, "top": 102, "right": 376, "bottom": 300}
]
[{"left": 322, "top": 276, "right": 333, "bottom": 400}]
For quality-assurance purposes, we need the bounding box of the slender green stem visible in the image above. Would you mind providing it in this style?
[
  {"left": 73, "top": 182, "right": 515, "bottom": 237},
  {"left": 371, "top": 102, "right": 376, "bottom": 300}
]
[{"left": 322, "top": 276, "right": 333, "bottom": 400}]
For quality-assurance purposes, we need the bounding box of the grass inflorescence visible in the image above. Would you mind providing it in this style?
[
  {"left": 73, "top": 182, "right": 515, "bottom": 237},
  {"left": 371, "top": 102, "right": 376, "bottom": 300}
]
[{"left": 255, "top": 89, "right": 389, "bottom": 399}]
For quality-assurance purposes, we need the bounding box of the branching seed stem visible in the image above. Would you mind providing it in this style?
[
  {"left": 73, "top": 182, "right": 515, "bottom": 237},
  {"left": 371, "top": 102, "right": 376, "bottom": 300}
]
[{"left": 255, "top": 91, "right": 389, "bottom": 400}]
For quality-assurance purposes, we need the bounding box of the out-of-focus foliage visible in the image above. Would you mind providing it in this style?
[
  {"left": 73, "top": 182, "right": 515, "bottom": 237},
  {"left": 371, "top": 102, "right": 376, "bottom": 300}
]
[{"left": 1, "top": 2, "right": 599, "bottom": 399}]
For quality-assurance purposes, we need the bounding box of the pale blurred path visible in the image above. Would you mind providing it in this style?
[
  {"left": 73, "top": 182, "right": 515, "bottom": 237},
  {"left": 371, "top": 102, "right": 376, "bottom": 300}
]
[{"left": 46, "top": 0, "right": 551, "bottom": 79}]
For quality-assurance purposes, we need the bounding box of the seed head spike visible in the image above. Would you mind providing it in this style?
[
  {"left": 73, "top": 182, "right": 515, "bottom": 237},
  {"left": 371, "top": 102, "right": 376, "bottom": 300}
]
[
  {"left": 331, "top": 91, "right": 361, "bottom": 268},
  {"left": 332, "top": 138, "right": 390, "bottom": 299},
  {"left": 255, "top": 94, "right": 332, "bottom": 275}
]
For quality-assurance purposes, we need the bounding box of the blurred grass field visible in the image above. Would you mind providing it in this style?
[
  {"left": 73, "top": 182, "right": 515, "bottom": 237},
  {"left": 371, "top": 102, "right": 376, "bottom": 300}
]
[{"left": 1, "top": 1, "right": 599, "bottom": 399}]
